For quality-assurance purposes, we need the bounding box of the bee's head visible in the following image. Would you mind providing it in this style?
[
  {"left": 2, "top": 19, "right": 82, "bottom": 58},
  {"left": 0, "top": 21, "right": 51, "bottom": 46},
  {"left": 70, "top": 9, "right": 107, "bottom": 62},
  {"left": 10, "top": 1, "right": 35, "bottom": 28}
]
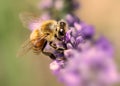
[{"left": 55, "top": 20, "right": 68, "bottom": 40}]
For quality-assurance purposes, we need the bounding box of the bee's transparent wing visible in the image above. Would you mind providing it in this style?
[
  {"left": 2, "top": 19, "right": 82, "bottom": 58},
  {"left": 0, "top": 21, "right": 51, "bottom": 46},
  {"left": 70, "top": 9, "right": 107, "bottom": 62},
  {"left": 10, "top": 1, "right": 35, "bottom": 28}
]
[
  {"left": 17, "top": 38, "right": 33, "bottom": 57},
  {"left": 17, "top": 34, "right": 48, "bottom": 57},
  {"left": 19, "top": 12, "right": 43, "bottom": 31}
]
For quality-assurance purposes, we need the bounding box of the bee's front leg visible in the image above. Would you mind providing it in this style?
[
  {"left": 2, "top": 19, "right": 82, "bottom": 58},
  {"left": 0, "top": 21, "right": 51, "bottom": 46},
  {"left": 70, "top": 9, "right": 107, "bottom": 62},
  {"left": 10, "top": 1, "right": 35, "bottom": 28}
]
[
  {"left": 41, "top": 41, "right": 56, "bottom": 60},
  {"left": 49, "top": 41, "right": 65, "bottom": 52}
]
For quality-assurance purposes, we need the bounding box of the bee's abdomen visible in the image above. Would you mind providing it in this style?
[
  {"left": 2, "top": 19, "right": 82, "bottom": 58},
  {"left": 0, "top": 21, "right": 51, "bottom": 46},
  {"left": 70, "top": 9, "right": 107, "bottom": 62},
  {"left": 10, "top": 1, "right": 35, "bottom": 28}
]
[{"left": 32, "top": 39, "right": 46, "bottom": 53}]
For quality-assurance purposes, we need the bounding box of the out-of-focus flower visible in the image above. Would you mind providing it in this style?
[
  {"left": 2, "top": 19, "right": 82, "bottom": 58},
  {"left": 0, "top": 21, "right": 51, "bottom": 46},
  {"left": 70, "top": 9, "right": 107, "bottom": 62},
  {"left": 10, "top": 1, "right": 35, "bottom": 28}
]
[
  {"left": 50, "top": 14, "right": 120, "bottom": 86},
  {"left": 38, "top": 0, "right": 79, "bottom": 19},
  {"left": 65, "top": 14, "right": 80, "bottom": 27},
  {"left": 38, "top": 0, "right": 53, "bottom": 9},
  {"left": 20, "top": 0, "right": 119, "bottom": 85},
  {"left": 54, "top": 0, "right": 64, "bottom": 10}
]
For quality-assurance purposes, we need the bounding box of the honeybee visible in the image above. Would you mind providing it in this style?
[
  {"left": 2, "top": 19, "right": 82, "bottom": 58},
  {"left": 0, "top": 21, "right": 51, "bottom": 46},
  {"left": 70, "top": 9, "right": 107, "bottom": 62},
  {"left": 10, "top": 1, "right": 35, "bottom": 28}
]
[{"left": 18, "top": 13, "right": 68, "bottom": 60}]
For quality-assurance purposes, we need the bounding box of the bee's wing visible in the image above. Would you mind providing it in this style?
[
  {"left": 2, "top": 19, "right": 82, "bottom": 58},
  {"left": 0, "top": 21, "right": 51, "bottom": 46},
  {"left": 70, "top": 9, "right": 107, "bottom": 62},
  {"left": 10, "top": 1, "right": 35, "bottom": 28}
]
[
  {"left": 19, "top": 12, "right": 43, "bottom": 31},
  {"left": 17, "top": 34, "right": 48, "bottom": 57},
  {"left": 17, "top": 38, "right": 33, "bottom": 57}
]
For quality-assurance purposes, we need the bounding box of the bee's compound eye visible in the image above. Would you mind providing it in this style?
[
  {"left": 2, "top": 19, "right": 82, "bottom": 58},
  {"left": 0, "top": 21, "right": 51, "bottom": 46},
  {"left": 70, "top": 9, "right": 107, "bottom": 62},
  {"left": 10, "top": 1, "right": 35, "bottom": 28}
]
[{"left": 59, "top": 28, "right": 64, "bottom": 36}]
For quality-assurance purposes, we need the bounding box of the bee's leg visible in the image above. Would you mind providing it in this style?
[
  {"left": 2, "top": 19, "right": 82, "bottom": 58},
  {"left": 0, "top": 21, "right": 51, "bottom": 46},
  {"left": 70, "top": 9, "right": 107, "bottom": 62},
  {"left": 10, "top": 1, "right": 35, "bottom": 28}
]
[
  {"left": 42, "top": 41, "right": 56, "bottom": 60},
  {"left": 49, "top": 41, "right": 67, "bottom": 61},
  {"left": 49, "top": 41, "right": 65, "bottom": 52}
]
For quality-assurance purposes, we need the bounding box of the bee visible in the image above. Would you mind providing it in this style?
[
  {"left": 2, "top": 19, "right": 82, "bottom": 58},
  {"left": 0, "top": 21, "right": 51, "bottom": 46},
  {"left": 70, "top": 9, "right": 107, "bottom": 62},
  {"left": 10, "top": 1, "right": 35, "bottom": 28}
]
[{"left": 18, "top": 13, "right": 68, "bottom": 60}]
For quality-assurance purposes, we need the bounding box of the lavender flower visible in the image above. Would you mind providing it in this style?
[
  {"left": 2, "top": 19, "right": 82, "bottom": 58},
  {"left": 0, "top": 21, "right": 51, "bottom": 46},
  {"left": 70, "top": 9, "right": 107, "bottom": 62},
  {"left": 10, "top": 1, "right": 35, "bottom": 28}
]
[
  {"left": 38, "top": 0, "right": 53, "bottom": 9},
  {"left": 54, "top": 0, "right": 64, "bottom": 10},
  {"left": 20, "top": 0, "right": 119, "bottom": 85},
  {"left": 50, "top": 15, "right": 120, "bottom": 86},
  {"left": 38, "top": 0, "right": 79, "bottom": 19},
  {"left": 39, "top": 0, "right": 79, "bottom": 11},
  {"left": 65, "top": 14, "right": 80, "bottom": 27}
]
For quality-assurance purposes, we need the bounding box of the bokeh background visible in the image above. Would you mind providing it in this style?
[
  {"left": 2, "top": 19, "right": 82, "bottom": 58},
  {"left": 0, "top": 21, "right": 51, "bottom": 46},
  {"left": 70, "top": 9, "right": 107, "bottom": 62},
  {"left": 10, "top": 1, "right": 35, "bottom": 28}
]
[{"left": 0, "top": 0, "right": 120, "bottom": 86}]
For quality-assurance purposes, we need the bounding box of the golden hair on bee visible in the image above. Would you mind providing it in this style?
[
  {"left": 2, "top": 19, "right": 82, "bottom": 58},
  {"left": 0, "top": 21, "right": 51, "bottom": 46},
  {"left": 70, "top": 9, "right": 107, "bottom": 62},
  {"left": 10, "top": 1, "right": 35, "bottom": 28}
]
[
  {"left": 18, "top": 18, "right": 68, "bottom": 60},
  {"left": 30, "top": 20, "right": 57, "bottom": 42}
]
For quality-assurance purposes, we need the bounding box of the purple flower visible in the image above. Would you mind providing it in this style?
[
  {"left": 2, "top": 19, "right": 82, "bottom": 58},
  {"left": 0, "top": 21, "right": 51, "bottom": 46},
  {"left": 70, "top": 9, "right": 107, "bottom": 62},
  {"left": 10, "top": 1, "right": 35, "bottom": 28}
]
[
  {"left": 50, "top": 15, "right": 120, "bottom": 86},
  {"left": 38, "top": 0, "right": 53, "bottom": 9},
  {"left": 38, "top": 0, "right": 79, "bottom": 19},
  {"left": 37, "top": 0, "right": 79, "bottom": 11},
  {"left": 20, "top": 0, "right": 119, "bottom": 85},
  {"left": 54, "top": 0, "right": 64, "bottom": 10},
  {"left": 65, "top": 14, "right": 80, "bottom": 27},
  {"left": 39, "top": 0, "right": 64, "bottom": 10}
]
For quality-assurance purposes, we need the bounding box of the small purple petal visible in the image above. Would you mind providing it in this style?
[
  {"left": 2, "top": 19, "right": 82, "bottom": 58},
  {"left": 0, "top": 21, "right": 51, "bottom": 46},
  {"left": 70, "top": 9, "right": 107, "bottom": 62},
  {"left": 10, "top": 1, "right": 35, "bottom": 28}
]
[
  {"left": 65, "top": 14, "right": 80, "bottom": 26},
  {"left": 81, "top": 24, "right": 95, "bottom": 38},
  {"left": 70, "top": 37, "right": 75, "bottom": 44},
  {"left": 71, "top": 27, "right": 77, "bottom": 37},
  {"left": 50, "top": 61, "right": 60, "bottom": 71},
  {"left": 66, "top": 43, "right": 73, "bottom": 49},
  {"left": 74, "top": 22, "right": 82, "bottom": 31},
  {"left": 76, "top": 36, "right": 83, "bottom": 44},
  {"left": 54, "top": 0, "right": 64, "bottom": 10},
  {"left": 95, "top": 36, "right": 114, "bottom": 57},
  {"left": 39, "top": 0, "right": 53, "bottom": 9},
  {"left": 60, "top": 72, "right": 80, "bottom": 86},
  {"left": 64, "top": 49, "right": 75, "bottom": 58},
  {"left": 65, "top": 29, "right": 72, "bottom": 42}
]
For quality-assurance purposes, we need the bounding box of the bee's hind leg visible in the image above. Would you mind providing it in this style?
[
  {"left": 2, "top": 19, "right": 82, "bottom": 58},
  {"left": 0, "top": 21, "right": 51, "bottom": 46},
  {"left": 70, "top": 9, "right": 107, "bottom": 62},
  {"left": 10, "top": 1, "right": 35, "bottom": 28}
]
[{"left": 42, "top": 41, "right": 56, "bottom": 60}]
